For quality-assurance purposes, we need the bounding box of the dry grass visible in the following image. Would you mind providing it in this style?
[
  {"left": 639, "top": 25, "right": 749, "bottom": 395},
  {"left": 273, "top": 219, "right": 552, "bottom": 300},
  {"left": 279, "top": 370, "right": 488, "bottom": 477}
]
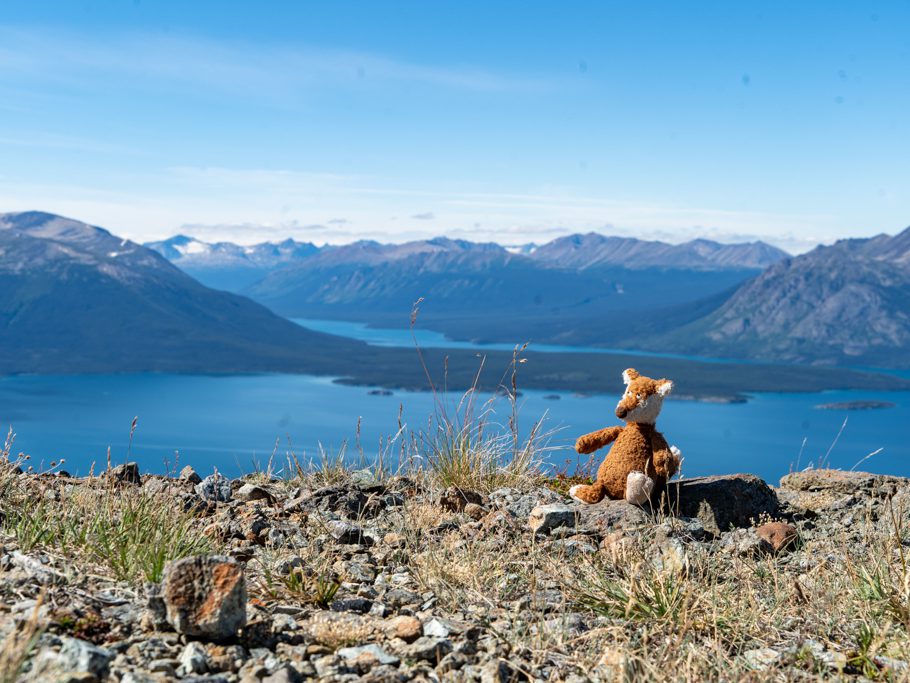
[
  {"left": 405, "top": 495, "right": 910, "bottom": 681},
  {"left": 307, "top": 612, "right": 377, "bottom": 650},
  {"left": 0, "top": 470, "right": 215, "bottom": 584},
  {"left": 0, "top": 597, "right": 43, "bottom": 683}
]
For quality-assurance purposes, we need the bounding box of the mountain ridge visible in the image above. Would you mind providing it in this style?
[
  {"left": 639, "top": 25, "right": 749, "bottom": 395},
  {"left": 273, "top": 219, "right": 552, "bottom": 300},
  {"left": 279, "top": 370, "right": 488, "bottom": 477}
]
[
  {"left": 649, "top": 226, "right": 910, "bottom": 367},
  {"left": 0, "top": 211, "right": 367, "bottom": 374},
  {"left": 528, "top": 232, "right": 789, "bottom": 270},
  {"left": 147, "top": 231, "right": 790, "bottom": 279}
]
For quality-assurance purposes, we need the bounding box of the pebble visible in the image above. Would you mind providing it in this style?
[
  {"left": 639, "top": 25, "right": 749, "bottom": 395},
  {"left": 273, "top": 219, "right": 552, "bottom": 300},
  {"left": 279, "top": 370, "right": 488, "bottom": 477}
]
[
  {"left": 180, "top": 465, "right": 203, "bottom": 484},
  {"left": 108, "top": 461, "right": 141, "bottom": 484},
  {"left": 386, "top": 615, "right": 422, "bottom": 642},
  {"left": 235, "top": 483, "right": 273, "bottom": 503},
  {"left": 756, "top": 521, "right": 799, "bottom": 553},
  {"left": 337, "top": 644, "right": 400, "bottom": 666},
  {"left": 401, "top": 636, "right": 453, "bottom": 663}
]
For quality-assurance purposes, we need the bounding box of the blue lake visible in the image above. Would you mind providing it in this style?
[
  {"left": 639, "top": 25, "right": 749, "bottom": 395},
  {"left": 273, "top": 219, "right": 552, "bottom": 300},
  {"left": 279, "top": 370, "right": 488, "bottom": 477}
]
[{"left": 0, "top": 319, "right": 906, "bottom": 483}]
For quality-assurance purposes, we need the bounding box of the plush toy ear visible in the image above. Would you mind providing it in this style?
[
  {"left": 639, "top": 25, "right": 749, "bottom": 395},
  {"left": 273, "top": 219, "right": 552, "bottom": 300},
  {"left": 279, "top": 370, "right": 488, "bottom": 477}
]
[
  {"left": 622, "top": 368, "right": 639, "bottom": 385},
  {"left": 657, "top": 379, "right": 674, "bottom": 397}
]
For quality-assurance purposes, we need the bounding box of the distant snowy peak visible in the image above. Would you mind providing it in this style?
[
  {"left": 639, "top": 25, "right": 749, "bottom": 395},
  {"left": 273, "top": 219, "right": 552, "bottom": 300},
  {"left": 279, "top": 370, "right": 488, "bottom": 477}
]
[
  {"left": 175, "top": 238, "right": 212, "bottom": 257},
  {"left": 145, "top": 235, "right": 318, "bottom": 269},
  {"left": 504, "top": 243, "right": 537, "bottom": 256}
]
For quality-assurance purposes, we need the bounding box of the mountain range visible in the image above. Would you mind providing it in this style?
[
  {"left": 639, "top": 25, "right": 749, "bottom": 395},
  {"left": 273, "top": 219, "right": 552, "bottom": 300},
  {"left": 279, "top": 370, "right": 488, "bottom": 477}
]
[
  {"left": 147, "top": 224, "right": 910, "bottom": 369},
  {"left": 146, "top": 232, "right": 788, "bottom": 293},
  {"left": 1, "top": 211, "right": 906, "bottom": 397},
  {"left": 145, "top": 233, "right": 785, "bottom": 349}
]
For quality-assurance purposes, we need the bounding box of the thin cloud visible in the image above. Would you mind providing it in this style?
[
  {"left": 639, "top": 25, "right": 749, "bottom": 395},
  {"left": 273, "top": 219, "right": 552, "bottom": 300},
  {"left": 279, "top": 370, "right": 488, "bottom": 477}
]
[
  {"left": 411, "top": 212, "right": 435, "bottom": 220},
  {"left": 0, "top": 25, "right": 563, "bottom": 101},
  {"left": 0, "top": 168, "right": 854, "bottom": 254}
]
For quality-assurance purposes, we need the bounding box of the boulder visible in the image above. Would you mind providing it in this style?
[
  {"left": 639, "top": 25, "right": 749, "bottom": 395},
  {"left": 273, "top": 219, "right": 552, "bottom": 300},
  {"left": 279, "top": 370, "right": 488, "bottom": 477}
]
[
  {"left": 664, "top": 474, "right": 779, "bottom": 536},
  {"left": 161, "top": 555, "right": 246, "bottom": 641},
  {"left": 195, "top": 473, "right": 232, "bottom": 503},
  {"left": 528, "top": 504, "right": 578, "bottom": 534},
  {"left": 780, "top": 469, "right": 907, "bottom": 495},
  {"left": 576, "top": 498, "right": 651, "bottom": 532}
]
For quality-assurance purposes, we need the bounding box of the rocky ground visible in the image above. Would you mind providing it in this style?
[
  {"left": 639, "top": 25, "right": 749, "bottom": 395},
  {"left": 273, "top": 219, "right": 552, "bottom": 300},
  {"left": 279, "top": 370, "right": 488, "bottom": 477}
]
[{"left": 2, "top": 463, "right": 910, "bottom": 682}]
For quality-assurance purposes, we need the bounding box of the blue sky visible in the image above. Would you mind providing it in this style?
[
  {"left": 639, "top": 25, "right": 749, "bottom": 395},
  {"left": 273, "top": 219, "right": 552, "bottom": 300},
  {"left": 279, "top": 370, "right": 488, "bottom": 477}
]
[{"left": 0, "top": 1, "right": 908, "bottom": 251}]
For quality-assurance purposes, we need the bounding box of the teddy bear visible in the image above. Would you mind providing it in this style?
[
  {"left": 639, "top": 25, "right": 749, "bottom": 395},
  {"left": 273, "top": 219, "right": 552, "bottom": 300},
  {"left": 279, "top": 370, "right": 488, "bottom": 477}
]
[{"left": 569, "top": 368, "right": 681, "bottom": 505}]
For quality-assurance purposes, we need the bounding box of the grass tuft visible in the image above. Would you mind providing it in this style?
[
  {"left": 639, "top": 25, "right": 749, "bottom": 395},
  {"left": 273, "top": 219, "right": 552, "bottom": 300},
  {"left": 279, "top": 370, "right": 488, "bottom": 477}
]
[{"left": 0, "top": 480, "right": 214, "bottom": 584}]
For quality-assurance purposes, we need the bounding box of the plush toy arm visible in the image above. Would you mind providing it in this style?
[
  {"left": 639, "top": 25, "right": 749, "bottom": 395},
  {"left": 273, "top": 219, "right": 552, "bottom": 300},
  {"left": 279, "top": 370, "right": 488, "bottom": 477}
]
[
  {"left": 651, "top": 430, "right": 681, "bottom": 479},
  {"left": 575, "top": 426, "right": 624, "bottom": 455}
]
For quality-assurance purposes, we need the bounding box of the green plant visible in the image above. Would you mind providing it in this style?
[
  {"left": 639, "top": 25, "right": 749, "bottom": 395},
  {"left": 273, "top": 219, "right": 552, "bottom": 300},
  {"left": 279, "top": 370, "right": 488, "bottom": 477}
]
[
  {"left": 574, "top": 562, "right": 688, "bottom": 622},
  {"left": 848, "top": 622, "right": 881, "bottom": 678},
  {"left": 0, "top": 486, "right": 214, "bottom": 584}
]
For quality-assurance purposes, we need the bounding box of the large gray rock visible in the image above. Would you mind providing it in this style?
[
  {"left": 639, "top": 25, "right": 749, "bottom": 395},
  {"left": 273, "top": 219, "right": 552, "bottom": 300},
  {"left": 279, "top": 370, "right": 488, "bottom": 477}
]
[
  {"left": 32, "top": 636, "right": 112, "bottom": 680},
  {"left": 576, "top": 498, "right": 652, "bottom": 531},
  {"left": 161, "top": 555, "right": 246, "bottom": 641},
  {"left": 528, "top": 504, "right": 578, "bottom": 534},
  {"left": 195, "top": 473, "right": 232, "bottom": 502},
  {"left": 780, "top": 469, "right": 907, "bottom": 495},
  {"left": 664, "top": 474, "right": 779, "bottom": 536}
]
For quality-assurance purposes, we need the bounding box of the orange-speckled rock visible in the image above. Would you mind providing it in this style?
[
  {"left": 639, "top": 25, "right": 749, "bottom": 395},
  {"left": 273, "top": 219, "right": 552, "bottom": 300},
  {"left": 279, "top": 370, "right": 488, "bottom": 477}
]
[{"left": 162, "top": 555, "right": 246, "bottom": 641}]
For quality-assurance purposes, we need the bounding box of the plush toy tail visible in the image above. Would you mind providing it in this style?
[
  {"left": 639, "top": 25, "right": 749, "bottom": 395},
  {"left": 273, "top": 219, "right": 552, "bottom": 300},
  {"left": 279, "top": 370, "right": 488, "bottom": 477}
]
[{"left": 568, "top": 481, "right": 607, "bottom": 504}]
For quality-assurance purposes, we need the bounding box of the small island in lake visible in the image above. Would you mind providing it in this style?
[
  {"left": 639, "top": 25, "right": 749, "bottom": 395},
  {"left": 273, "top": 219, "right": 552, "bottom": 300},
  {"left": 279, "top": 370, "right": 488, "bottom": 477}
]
[{"left": 815, "top": 400, "right": 896, "bottom": 411}]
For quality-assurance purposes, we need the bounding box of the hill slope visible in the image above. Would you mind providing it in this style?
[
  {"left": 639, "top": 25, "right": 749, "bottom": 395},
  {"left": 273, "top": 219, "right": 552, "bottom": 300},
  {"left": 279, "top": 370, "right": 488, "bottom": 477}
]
[
  {"left": 651, "top": 227, "right": 910, "bottom": 367},
  {"left": 0, "top": 212, "right": 363, "bottom": 373}
]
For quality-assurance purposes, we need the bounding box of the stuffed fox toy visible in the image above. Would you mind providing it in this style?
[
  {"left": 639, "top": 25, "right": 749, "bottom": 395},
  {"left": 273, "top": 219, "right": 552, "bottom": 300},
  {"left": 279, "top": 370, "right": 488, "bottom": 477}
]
[{"left": 569, "top": 368, "right": 681, "bottom": 505}]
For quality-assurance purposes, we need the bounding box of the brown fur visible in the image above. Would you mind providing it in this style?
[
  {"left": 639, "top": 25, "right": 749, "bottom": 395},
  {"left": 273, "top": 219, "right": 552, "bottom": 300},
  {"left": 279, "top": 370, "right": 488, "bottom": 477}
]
[{"left": 571, "top": 368, "right": 681, "bottom": 504}]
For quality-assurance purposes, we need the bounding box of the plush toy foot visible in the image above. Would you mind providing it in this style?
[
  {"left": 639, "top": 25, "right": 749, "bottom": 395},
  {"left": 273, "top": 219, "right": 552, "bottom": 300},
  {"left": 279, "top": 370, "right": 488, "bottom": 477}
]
[
  {"left": 625, "top": 471, "right": 655, "bottom": 505},
  {"left": 569, "top": 483, "right": 606, "bottom": 504}
]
